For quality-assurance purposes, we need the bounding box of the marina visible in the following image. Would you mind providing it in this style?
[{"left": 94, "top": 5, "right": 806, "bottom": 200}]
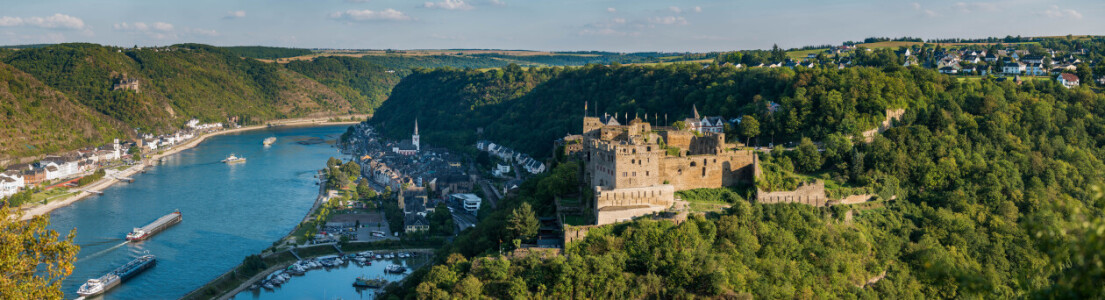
[
  {"left": 234, "top": 252, "right": 428, "bottom": 300},
  {"left": 47, "top": 125, "right": 350, "bottom": 299}
]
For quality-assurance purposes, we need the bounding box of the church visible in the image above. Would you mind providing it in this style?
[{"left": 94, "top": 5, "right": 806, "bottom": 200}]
[{"left": 392, "top": 119, "right": 420, "bottom": 155}]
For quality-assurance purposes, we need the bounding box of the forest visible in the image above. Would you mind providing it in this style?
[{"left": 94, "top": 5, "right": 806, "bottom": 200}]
[
  {"left": 371, "top": 63, "right": 928, "bottom": 158},
  {"left": 381, "top": 63, "right": 1105, "bottom": 299},
  {"left": 223, "top": 46, "right": 313, "bottom": 59}
]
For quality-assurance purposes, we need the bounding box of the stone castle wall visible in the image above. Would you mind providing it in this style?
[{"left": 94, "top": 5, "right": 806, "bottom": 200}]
[
  {"left": 757, "top": 181, "right": 829, "bottom": 207},
  {"left": 658, "top": 151, "right": 755, "bottom": 190},
  {"left": 595, "top": 185, "right": 674, "bottom": 208}
]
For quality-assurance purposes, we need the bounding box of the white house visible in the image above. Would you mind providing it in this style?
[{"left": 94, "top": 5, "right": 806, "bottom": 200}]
[
  {"left": 1003, "top": 62, "right": 1026, "bottom": 74},
  {"left": 1026, "top": 64, "right": 1046, "bottom": 76},
  {"left": 1058, "top": 73, "right": 1080, "bottom": 88},
  {"left": 493, "top": 163, "right": 511, "bottom": 177},
  {"left": 0, "top": 171, "right": 25, "bottom": 198},
  {"left": 939, "top": 66, "right": 960, "bottom": 74}
]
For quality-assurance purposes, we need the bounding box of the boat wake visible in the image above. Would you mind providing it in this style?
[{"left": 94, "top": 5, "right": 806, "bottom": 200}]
[{"left": 78, "top": 240, "right": 129, "bottom": 262}]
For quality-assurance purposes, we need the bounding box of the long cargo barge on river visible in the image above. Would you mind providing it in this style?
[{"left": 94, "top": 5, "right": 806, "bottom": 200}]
[
  {"left": 76, "top": 254, "right": 157, "bottom": 297},
  {"left": 126, "top": 211, "right": 182, "bottom": 241}
]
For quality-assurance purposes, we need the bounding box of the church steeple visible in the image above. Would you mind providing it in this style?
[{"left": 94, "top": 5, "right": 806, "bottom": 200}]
[
  {"left": 412, "top": 118, "right": 420, "bottom": 151},
  {"left": 692, "top": 104, "right": 701, "bottom": 120}
]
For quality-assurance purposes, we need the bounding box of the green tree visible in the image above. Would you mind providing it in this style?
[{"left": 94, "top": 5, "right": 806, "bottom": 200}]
[
  {"left": 0, "top": 206, "right": 80, "bottom": 299},
  {"left": 795, "top": 137, "right": 821, "bottom": 172},
  {"left": 739, "top": 115, "right": 760, "bottom": 146},
  {"left": 507, "top": 202, "right": 538, "bottom": 242}
]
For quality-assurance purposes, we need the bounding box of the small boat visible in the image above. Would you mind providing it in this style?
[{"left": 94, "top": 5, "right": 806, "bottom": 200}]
[
  {"left": 222, "top": 153, "right": 246, "bottom": 164},
  {"left": 385, "top": 265, "right": 406, "bottom": 274},
  {"left": 353, "top": 276, "right": 388, "bottom": 288},
  {"left": 263, "top": 137, "right": 277, "bottom": 146}
]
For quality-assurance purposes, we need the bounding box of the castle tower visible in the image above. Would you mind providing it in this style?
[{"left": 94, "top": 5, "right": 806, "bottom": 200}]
[{"left": 412, "top": 118, "right": 420, "bottom": 151}]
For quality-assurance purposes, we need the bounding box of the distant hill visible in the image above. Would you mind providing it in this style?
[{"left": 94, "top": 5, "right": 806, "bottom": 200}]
[{"left": 0, "top": 43, "right": 387, "bottom": 160}]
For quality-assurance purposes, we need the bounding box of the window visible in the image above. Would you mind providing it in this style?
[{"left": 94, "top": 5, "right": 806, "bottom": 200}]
[{"left": 690, "top": 161, "right": 697, "bottom": 167}]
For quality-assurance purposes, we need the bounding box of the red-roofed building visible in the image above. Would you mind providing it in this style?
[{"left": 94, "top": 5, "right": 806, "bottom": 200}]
[{"left": 1058, "top": 73, "right": 1080, "bottom": 89}]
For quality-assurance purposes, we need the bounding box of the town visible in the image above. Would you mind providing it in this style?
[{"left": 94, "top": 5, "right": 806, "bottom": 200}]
[{"left": 715, "top": 37, "right": 1102, "bottom": 88}]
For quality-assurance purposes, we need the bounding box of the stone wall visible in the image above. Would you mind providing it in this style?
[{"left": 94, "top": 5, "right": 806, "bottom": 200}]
[
  {"left": 658, "top": 151, "right": 755, "bottom": 190},
  {"left": 595, "top": 184, "right": 674, "bottom": 208},
  {"left": 757, "top": 180, "right": 829, "bottom": 207},
  {"left": 596, "top": 205, "right": 666, "bottom": 225}
]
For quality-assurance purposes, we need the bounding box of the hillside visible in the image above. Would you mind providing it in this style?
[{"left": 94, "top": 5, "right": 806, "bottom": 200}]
[
  {"left": 370, "top": 63, "right": 925, "bottom": 158},
  {"left": 0, "top": 62, "right": 125, "bottom": 158},
  {"left": 0, "top": 43, "right": 395, "bottom": 160},
  {"left": 383, "top": 63, "right": 1105, "bottom": 299}
]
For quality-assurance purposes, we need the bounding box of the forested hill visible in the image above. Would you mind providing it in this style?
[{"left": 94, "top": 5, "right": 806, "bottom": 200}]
[
  {"left": 0, "top": 43, "right": 395, "bottom": 160},
  {"left": 370, "top": 63, "right": 932, "bottom": 158},
  {"left": 383, "top": 64, "right": 1105, "bottom": 299}
]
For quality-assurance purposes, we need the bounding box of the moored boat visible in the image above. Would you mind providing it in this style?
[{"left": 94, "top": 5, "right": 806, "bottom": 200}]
[{"left": 263, "top": 137, "right": 277, "bottom": 146}]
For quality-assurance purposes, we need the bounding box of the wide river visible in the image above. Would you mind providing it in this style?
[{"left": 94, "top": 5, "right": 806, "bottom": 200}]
[{"left": 48, "top": 125, "right": 351, "bottom": 299}]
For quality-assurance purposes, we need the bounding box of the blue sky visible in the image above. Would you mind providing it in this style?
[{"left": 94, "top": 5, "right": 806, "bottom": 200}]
[{"left": 0, "top": 0, "right": 1102, "bottom": 52}]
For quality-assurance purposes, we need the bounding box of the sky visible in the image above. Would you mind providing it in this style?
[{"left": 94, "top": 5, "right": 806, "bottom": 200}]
[{"left": 0, "top": 0, "right": 1102, "bottom": 52}]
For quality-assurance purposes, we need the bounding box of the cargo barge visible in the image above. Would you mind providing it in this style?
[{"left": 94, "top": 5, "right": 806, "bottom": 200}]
[
  {"left": 76, "top": 254, "right": 157, "bottom": 297},
  {"left": 126, "top": 211, "right": 182, "bottom": 241}
]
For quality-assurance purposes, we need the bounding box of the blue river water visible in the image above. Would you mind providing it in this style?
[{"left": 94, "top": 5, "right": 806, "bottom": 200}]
[{"left": 47, "top": 125, "right": 352, "bottom": 300}]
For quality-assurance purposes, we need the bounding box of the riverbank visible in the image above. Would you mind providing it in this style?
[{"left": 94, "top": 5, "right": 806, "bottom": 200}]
[{"left": 15, "top": 115, "right": 368, "bottom": 221}]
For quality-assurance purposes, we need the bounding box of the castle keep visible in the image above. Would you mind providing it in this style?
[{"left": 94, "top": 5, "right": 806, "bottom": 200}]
[{"left": 581, "top": 112, "right": 757, "bottom": 224}]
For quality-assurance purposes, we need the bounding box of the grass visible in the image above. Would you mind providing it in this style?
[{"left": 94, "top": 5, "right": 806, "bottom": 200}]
[
  {"left": 786, "top": 49, "right": 828, "bottom": 60},
  {"left": 29, "top": 188, "right": 74, "bottom": 204}
]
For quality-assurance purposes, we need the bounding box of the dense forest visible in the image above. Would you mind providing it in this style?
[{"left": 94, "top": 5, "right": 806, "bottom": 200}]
[
  {"left": 383, "top": 63, "right": 1105, "bottom": 299},
  {"left": 372, "top": 63, "right": 926, "bottom": 158},
  {"left": 223, "top": 46, "right": 313, "bottom": 59}
]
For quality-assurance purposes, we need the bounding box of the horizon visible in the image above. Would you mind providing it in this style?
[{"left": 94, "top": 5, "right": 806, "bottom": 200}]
[{"left": 1, "top": 0, "right": 1102, "bottom": 52}]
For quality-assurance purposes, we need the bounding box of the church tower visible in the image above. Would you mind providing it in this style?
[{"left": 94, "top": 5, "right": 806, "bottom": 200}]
[{"left": 412, "top": 118, "right": 420, "bottom": 151}]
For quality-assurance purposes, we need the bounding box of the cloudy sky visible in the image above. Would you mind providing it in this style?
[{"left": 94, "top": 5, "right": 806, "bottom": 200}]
[{"left": 0, "top": 0, "right": 1101, "bottom": 52}]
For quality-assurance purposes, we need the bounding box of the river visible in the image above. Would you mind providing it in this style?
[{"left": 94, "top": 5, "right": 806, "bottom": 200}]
[{"left": 47, "top": 125, "right": 351, "bottom": 299}]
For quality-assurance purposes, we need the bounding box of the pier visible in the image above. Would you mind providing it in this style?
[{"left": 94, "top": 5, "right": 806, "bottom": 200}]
[
  {"left": 114, "top": 176, "right": 135, "bottom": 182},
  {"left": 83, "top": 190, "right": 104, "bottom": 195}
]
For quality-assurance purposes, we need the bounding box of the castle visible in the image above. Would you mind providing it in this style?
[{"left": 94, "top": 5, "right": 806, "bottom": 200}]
[{"left": 580, "top": 108, "right": 758, "bottom": 225}]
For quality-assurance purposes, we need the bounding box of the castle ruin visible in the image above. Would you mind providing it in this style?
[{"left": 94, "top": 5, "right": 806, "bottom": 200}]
[{"left": 581, "top": 111, "right": 758, "bottom": 225}]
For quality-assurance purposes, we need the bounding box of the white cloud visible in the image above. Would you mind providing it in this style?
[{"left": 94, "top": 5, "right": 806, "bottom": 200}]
[
  {"left": 911, "top": 3, "right": 937, "bottom": 17},
  {"left": 613, "top": 18, "right": 626, "bottom": 24},
  {"left": 0, "top": 13, "right": 86, "bottom": 30},
  {"left": 648, "top": 16, "right": 688, "bottom": 25},
  {"left": 152, "top": 22, "right": 174, "bottom": 31},
  {"left": 489, "top": 0, "right": 505, "bottom": 6},
  {"left": 424, "top": 0, "right": 473, "bottom": 10},
  {"left": 1041, "top": 5, "right": 1082, "bottom": 20},
  {"left": 331, "top": 9, "right": 413, "bottom": 21},
  {"left": 694, "top": 6, "right": 702, "bottom": 13},
  {"left": 579, "top": 28, "right": 639, "bottom": 37},
  {"left": 115, "top": 22, "right": 174, "bottom": 32},
  {"left": 669, "top": 6, "right": 682, "bottom": 14},
  {"left": 607, "top": 7, "right": 616, "bottom": 13},
  {"left": 953, "top": 2, "right": 999, "bottom": 13},
  {"left": 226, "top": 10, "right": 246, "bottom": 19},
  {"left": 346, "top": 0, "right": 371, "bottom": 2}
]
